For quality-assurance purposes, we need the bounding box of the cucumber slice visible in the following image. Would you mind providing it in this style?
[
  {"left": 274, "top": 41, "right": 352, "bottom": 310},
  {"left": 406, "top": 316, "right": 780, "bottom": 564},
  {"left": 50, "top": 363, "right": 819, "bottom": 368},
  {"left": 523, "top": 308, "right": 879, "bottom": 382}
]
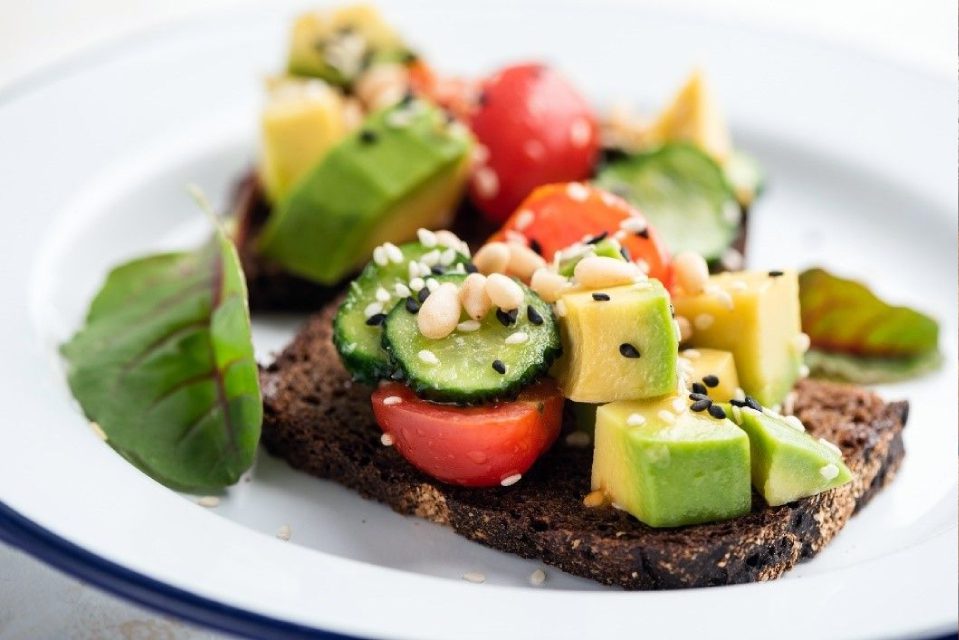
[
  {"left": 595, "top": 142, "right": 739, "bottom": 262},
  {"left": 333, "top": 242, "right": 468, "bottom": 384},
  {"left": 382, "top": 274, "right": 561, "bottom": 404}
]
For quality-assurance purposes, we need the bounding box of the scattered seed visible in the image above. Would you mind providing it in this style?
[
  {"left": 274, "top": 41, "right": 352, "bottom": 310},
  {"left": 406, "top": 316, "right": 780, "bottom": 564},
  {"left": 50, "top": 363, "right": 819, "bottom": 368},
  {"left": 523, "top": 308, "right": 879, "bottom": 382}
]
[
  {"left": 418, "top": 349, "right": 439, "bottom": 365},
  {"left": 365, "top": 313, "right": 387, "bottom": 326},
  {"left": 586, "top": 231, "right": 608, "bottom": 245},
  {"left": 619, "top": 343, "right": 641, "bottom": 358},
  {"left": 707, "top": 404, "right": 727, "bottom": 419},
  {"left": 626, "top": 413, "right": 646, "bottom": 426},
  {"left": 417, "top": 228, "right": 437, "bottom": 247},
  {"left": 513, "top": 209, "right": 535, "bottom": 231},
  {"left": 694, "top": 313, "right": 714, "bottom": 330},
  {"left": 691, "top": 382, "right": 707, "bottom": 395},
  {"left": 657, "top": 410, "right": 676, "bottom": 424},
  {"left": 799, "top": 364, "right": 811, "bottom": 378},
  {"left": 405, "top": 297, "right": 420, "bottom": 314},
  {"left": 417, "top": 287, "right": 430, "bottom": 303},
  {"left": 566, "top": 182, "right": 590, "bottom": 201},
  {"left": 691, "top": 399, "right": 712, "bottom": 412},
  {"left": 592, "top": 292, "right": 610, "bottom": 301},
  {"left": 364, "top": 302, "right": 383, "bottom": 318},
  {"left": 527, "top": 306, "right": 544, "bottom": 325},
  {"left": 465, "top": 262, "right": 478, "bottom": 273},
  {"left": 529, "top": 568, "right": 548, "bottom": 586},
  {"left": 819, "top": 463, "right": 840, "bottom": 480},
  {"left": 276, "top": 524, "right": 292, "bottom": 541},
  {"left": 702, "top": 375, "right": 719, "bottom": 388},
  {"left": 570, "top": 117, "right": 592, "bottom": 148},
  {"left": 384, "top": 243, "right": 404, "bottom": 264},
  {"left": 745, "top": 396, "right": 762, "bottom": 412},
  {"left": 819, "top": 437, "right": 843, "bottom": 457},
  {"left": 474, "top": 166, "right": 499, "bottom": 199},
  {"left": 373, "top": 246, "right": 388, "bottom": 266},
  {"left": 394, "top": 283, "right": 411, "bottom": 297},
  {"left": 768, "top": 270, "right": 784, "bottom": 277},
  {"left": 197, "top": 496, "right": 220, "bottom": 508},
  {"left": 496, "top": 308, "right": 516, "bottom": 327},
  {"left": 675, "top": 316, "right": 693, "bottom": 342},
  {"left": 505, "top": 332, "right": 529, "bottom": 345},
  {"left": 792, "top": 333, "right": 811, "bottom": 354},
  {"left": 529, "top": 238, "right": 543, "bottom": 255},
  {"left": 382, "top": 395, "right": 403, "bottom": 406},
  {"left": 463, "top": 571, "right": 486, "bottom": 584},
  {"left": 689, "top": 392, "right": 710, "bottom": 402},
  {"left": 492, "top": 359, "right": 507, "bottom": 374},
  {"left": 500, "top": 473, "right": 522, "bottom": 486},
  {"left": 457, "top": 320, "right": 481, "bottom": 332},
  {"left": 426, "top": 277, "right": 439, "bottom": 292},
  {"left": 359, "top": 129, "right": 378, "bottom": 144},
  {"left": 380, "top": 433, "right": 395, "bottom": 446}
]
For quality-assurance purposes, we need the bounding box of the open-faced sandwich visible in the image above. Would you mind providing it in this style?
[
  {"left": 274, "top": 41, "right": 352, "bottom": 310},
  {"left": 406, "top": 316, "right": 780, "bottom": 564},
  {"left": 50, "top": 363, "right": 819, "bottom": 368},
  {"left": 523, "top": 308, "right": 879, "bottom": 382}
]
[{"left": 63, "top": 4, "right": 941, "bottom": 590}]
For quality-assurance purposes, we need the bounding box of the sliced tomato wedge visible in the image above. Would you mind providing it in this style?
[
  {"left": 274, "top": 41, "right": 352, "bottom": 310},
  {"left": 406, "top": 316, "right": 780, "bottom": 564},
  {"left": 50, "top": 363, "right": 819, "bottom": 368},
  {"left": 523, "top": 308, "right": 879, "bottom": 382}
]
[
  {"left": 491, "top": 183, "right": 674, "bottom": 288},
  {"left": 371, "top": 381, "right": 563, "bottom": 487}
]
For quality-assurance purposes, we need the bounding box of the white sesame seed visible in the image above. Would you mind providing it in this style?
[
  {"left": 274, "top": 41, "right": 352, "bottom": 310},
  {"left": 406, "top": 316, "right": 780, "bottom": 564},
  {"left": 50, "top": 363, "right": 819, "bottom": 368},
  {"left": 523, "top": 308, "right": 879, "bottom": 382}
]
[
  {"left": 384, "top": 242, "right": 404, "bottom": 264},
  {"left": 472, "top": 144, "right": 490, "bottom": 165},
  {"left": 657, "top": 410, "right": 676, "bottom": 424},
  {"left": 729, "top": 280, "right": 749, "bottom": 291},
  {"left": 197, "top": 496, "right": 220, "bottom": 508},
  {"left": 819, "top": 438, "right": 844, "bottom": 457},
  {"left": 566, "top": 182, "right": 590, "bottom": 201},
  {"left": 784, "top": 415, "right": 806, "bottom": 432},
  {"left": 683, "top": 349, "right": 701, "bottom": 359},
  {"left": 474, "top": 166, "right": 499, "bottom": 199},
  {"left": 524, "top": 139, "right": 545, "bottom": 159},
  {"left": 276, "top": 524, "right": 292, "bottom": 541},
  {"left": 89, "top": 421, "right": 107, "bottom": 441},
  {"left": 799, "top": 364, "right": 811, "bottom": 378},
  {"left": 819, "top": 464, "right": 840, "bottom": 480},
  {"left": 793, "top": 333, "right": 811, "bottom": 354},
  {"left": 440, "top": 248, "right": 457, "bottom": 266},
  {"left": 420, "top": 249, "right": 440, "bottom": 267},
  {"left": 382, "top": 395, "right": 403, "bottom": 406},
  {"left": 505, "top": 332, "right": 529, "bottom": 345},
  {"left": 626, "top": 413, "right": 646, "bottom": 426},
  {"left": 529, "top": 568, "right": 547, "bottom": 586},
  {"left": 364, "top": 302, "right": 383, "bottom": 319},
  {"left": 500, "top": 473, "right": 522, "bottom": 487},
  {"left": 375, "top": 287, "right": 391, "bottom": 303},
  {"left": 462, "top": 571, "right": 486, "bottom": 584},
  {"left": 454, "top": 263, "right": 466, "bottom": 273},
  {"left": 408, "top": 260, "right": 420, "bottom": 280},
  {"left": 569, "top": 117, "right": 592, "bottom": 148},
  {"left": 373, "top": 246, "right": 388, "bottom": 266},
  {"left": 513, "top": 209, "right": 536, "bottom": 231},
  {"left": 555, "top": 300, "right": 567, "bottom": 317},
  {"left": 619, "top": 216, "right": 648, "bottom": 233},
  {"left": 435, "top": 230, "right": 466, "bottom": 253},
  {"left": 426, "top": 277, "right": 440, "bottom": 292},
  {"left": 409, "top": 277, "right": 425, "bottom": 291},
  {"left": 565, "top": 431, "right": 592, "bottom": 448},
  {"left": 380, "top": 433, "right": 395, "bottom": 446},
  {"left": 417, "top": 228, "right": 438, "bottom": 247},
  {"left": 671, "top": 397, "right": 687, "bottom": 413},
  {"left": 694, "top": 313, "right": 715, "bottom": 330},
  {"left": 457, "top": 320, "right": 481, "bottom": 332},
  {"left": 720, "top": 248, "right": 744, "bottom": 270},
  {"left": 394, "top": 283, "right": 411, "bottom": 297},
  {"left": 418, "top": 350, "right": 440, "bottom": 365}
]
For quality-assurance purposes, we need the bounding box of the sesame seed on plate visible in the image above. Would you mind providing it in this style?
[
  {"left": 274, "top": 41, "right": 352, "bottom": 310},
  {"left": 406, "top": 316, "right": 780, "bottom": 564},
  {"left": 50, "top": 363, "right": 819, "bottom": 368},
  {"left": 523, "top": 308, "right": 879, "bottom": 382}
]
[
  {"left": 417, "top": 287, "right": 430, "bottom": 303},
  {"left": 380, "top": 433, "right": 395, "bottom": 446},
  {"left": 734, "top": 387, "right": 747, "bottom": 402},
  {"left": 706, "top": 285, "right": 734, "bottom": 310},
  {"left": 500, "top": 473, "right": 522, "bottom": 486},
  {"left": 276, "top": 524, "right": 292, "bottom": 541},
  {"left": 382, "top": 395, "right": 403, "bottom": 406},
  {"left": 420, "top": 249, "right": 441, "bottom": 267},
  {"left": 440, "top": 248, "right": 457, "bottom": 266},
  {"left": 799, "top": 364, "right": 811, "bottom": 378},
  {"left": 426, "top": 277, "right": 439, "bottom": 292},
  {"left": 474, "top": 167, "right": 499, "bottom": 199},
  {"left": 529, "top": 568, "right": 548, "bottom": 586},
  {"left": 462, "top": 571, "right": 486, "bottom": 584},
  {"left": 408, "top": 261, "right": 421, "bottom": 280},
  {"left": 472, "top": 144, "right": 490, "bottom": 165},
  {"left": 505, "top": 332, "right": 529, "bottom": 345},
  {"left": 197, "top": 496, "right": 220, "bottom": 508},
  {"left": 418, "top": 349, "right": 439, "bottom": 365},
  {"left": 819, "top": 464, "right": 840, "bottom": 480},
  {"left": 626, "top": 413, "right": 646, "bottom": 426}
]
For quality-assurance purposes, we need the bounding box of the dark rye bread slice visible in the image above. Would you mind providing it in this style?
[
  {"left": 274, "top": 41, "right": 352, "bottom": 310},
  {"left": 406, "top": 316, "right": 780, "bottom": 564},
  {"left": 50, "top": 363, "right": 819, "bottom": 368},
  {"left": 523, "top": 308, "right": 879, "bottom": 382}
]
[{"left": 259, "top": 302, "right": 908, "bottom": 590}]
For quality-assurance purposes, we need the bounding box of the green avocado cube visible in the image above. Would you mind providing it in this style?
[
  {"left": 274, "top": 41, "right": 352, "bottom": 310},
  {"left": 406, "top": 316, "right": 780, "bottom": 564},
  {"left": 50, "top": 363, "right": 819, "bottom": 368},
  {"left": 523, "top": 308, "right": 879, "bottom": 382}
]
[
  {"left": 672, "top": 270, "right": 804, "bottom": 407},
  {"left": 592, "top": 396, "right": 752, "bottom": 528},
  {"left": 725, "top": 404, "right": 853, "bottom": 506},
  {"left": 551, "top": 281, "right": 677, "bottom": 403}
]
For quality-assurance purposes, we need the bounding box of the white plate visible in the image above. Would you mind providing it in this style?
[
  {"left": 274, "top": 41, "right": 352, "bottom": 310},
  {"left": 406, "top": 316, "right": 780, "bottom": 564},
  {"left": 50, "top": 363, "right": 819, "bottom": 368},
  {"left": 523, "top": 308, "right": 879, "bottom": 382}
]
[{"left": 0, "top": 2, "right": 956, "bottom": 638}]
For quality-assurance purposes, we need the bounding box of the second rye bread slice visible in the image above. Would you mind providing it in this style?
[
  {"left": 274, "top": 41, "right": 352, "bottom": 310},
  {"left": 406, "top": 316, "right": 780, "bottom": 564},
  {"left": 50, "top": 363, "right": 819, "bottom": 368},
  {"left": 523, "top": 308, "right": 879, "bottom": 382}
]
[{"left": 260, "top": 301, "right": 908, "bottom": 590}]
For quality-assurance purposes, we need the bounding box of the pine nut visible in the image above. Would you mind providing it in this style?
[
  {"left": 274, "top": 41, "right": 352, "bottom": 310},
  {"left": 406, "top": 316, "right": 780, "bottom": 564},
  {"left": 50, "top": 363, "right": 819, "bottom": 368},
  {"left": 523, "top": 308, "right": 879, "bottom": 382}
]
[
  {"left": 473, "top": 242, "right": 510, "bottom": 275},
  {"left": 506, "top": 241, "right": 547, "bottom": 281},
  {"left": 529, "top": 267, "right": 570, "bottom": 303},
  {"left": 460, "top": 273, "right": 492, "bottom": 321},
  {"left": 673, "top": 251, "right": 709, "bottom": 295},
  {"left": 485, "top": 273, "right": 524, "bottom": 310},
  {"left": 417, "top": 282, "right": 461, "bottom": 339},
  {"left": 573, "top": 256, "right": 639, "bottom": 288}
]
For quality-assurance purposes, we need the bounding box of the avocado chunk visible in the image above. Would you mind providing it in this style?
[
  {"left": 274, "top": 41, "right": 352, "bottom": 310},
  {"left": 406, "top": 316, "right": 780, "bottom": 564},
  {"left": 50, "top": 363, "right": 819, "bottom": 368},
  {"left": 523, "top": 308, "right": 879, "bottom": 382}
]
[
  {"left": 551, "top": 281, "right": 677, "bottom": 403},
  {"left": 724, "top": 404, "right": 852, "bottom": 506},
  {"left": 287, "top": 4, "right": 411, "bottom": 86},
  {"left": 260, "top": 77, "right": 352, "bottom": 203},
  {"left": 682, "top": 348, "right": 740, "bottom": 402},
  {"left": 672, "top": 270, "right": 803, "bottom": 407},
  {"left": 257, "top": 99, "right": 473, "bottom": 285},
  {"left": 593, "top": 395, "right": 752, "bottom": 528}
]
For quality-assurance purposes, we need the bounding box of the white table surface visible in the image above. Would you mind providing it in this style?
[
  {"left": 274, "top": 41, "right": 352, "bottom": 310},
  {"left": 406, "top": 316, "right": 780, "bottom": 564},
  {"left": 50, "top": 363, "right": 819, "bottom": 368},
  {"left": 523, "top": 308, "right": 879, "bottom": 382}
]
[{"left": 0, "top": 1, "right": 954, "bottom": 638}]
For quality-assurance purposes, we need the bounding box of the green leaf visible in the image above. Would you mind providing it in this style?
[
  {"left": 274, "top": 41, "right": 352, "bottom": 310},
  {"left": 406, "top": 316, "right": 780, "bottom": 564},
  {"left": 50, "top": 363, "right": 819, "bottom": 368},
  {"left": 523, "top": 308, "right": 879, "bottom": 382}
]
[
  {"left": 805, "top": 349, "right": 942, "bottom": 385},
  {"left": 62, "top": 228, "right": 261, "bottom": 492},
  {"left": 799, "top": 268, "right": 939, "bottom": 359}
]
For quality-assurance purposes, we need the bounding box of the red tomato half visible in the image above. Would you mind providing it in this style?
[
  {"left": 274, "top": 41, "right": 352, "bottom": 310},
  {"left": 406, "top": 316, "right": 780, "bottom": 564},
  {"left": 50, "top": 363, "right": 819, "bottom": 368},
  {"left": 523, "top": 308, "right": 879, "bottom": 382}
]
[
  {"left": 469, "top": 63, "right": 599, "bottom": 223},
  {"left": 491, "top": 183, "right": 674, "bottom": 289},
  {"left": 371, "top": 381, "right": 564, "bottom": 487}
]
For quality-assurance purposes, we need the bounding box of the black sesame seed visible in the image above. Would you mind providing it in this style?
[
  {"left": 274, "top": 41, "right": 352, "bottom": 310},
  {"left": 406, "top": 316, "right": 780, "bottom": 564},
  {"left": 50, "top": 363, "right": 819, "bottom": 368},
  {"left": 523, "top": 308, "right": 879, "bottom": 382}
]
[
  {"left": 405, "top": 297, "right": 420, "bottom": 314},
  {"left": 492, "top": 359, "right": 507, "bottom": 374},
  {"left": 365, "top": 313, "right": 387, "bottom": 326},
  {"left": 390, "top": 369, "right": 405, "bottom": 380},
  {"left": 688, "top": 392, "right": 710, "bottom": 402},
  {"left": 636, "top": 228, "right": 650, "bottom": 239},
  {"left": 527, "top": 305, "right": 544, "bottom": 325},
  {"left": 620, "top": 247, "right": 631, "bottom": 261},
  {"left": 745, "top": 396, "right": 762, "bottom": 412},
  {"left": 691, "top": 382, "right": 708, "bottom": 396},
  {"left": 592, "top": 292, "right": 611, "bottom": 301},
  {"left": 768, "top": 270, "right": 784, "bottom": 277},
  {"left": 430, "top": 265, "right": 445, "bottom": 275},
  {"left": 702, "top": 375, "right": 719, "bottom": 388},
  {"left": 496, "top": 308, "right": 516, "bottom": 327},
  {"left": 708, "top": 404, "right": 727, "bottom": 420},
  {"left": 417, "top": 287, "right": 431, "bottom": 303},
  {"left": 730, "top": 399, "right": 747, "bottom": 408},
  {"left": 359, "top": 129, "right": 378, "bottom": 144},
  {"left": 477, "top": 91, "right": 489, "bottom": 108},
  {"left": 619, "top": 343, "right": 641, "bottom": 358},
  {"left": 586, "top": 231, "right": 608, "bottom": 245},
  {"left": 691, "top": 399, "right": 712, "bottom": 412},
  {"left": 464, "top": 262, "right": 478, "bottom": 274},
  {"left": 399, "top": 89, "right": 415, "bottom": 106},
  {"left": 529, "top": 238, "right": 543, "bottom": 255}
]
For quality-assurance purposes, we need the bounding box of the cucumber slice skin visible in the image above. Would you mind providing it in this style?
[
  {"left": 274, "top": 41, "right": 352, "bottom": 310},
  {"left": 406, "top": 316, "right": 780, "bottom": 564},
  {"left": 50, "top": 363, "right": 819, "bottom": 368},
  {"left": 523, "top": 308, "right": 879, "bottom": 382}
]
[
  {"left": 594, "top": 142, "right": 739, "bottom": 262},
  {"left": 382, "top": 274, "right": 562, "bottom": 404},
  {"left": 333, "top": 243, "right": 468, "bottom": 384}
]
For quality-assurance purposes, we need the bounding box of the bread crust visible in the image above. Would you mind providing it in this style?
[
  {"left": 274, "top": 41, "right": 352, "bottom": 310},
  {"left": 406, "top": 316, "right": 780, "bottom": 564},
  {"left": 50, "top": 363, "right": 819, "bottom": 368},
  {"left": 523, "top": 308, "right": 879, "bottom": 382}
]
[{"left": 260, "top": 303, "right": 907, "bottom": 590}]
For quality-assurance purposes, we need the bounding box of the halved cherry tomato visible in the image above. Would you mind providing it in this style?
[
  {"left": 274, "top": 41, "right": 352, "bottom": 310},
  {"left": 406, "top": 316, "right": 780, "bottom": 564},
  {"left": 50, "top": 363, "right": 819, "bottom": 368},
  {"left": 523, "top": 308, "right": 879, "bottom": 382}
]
[
  {"left": 469, "top": 63, "right": 599, "bottom": 223},
  {"left": 491, "top": 183, "right": 674, "bottom": 289},
  {"left": 371, "top": 381, "right": 563, "bottom": 487}
]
